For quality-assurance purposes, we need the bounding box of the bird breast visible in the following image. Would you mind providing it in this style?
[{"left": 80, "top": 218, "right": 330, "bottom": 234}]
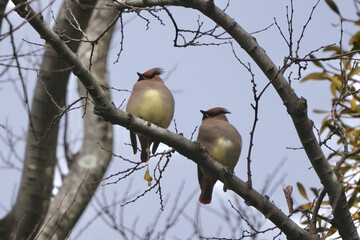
[
  {"left": 210, "top": 137, "right": 237, "bottom": 169},
  {"left": 135, "top": 89, "right": 174, "bottom": 127},
  {"left": 198, "top": 118, "right": 241, "bottom": 170}
]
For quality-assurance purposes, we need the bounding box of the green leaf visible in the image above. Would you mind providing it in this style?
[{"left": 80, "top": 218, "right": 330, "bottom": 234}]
[
  {"left": 297, "top": 182, "right": 309, "bottom": 200},
  {"left": 325, "top": 0, "right": 341, "bottom": 15}
]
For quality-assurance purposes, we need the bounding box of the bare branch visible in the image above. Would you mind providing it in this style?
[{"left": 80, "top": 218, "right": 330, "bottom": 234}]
[{"left": 11, "top": 0, "right": 358, "bottom": 239}]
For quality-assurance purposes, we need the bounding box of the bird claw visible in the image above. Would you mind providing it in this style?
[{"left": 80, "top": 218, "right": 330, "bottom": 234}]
[
  {"left": 222, "top": 167, "right": 233, "bottom": 192},
  {"left": 223, "top": 184, "right": 228, "bottom": 192},
  {"left": 223, "top": 167, "right": 233, "bottom": 178},
  {"left": 223, "top": 167, "right": 234, "bottom": 192},
  {"left": 94, "top": 104, "right": 111, "bottom": 122},
  {"left": 93, "top": 104, "right": 106, "bottom": 115}
]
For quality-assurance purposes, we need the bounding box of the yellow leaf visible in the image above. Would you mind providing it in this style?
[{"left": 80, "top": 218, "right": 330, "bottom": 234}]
[
  {"left": 350, "top": 97, "right": 357, "bottom": 111},
  {"left": 144, "top": 166, "right": 153, "bottom": 186},
  {"left": 330, "top": 82, "right": 337, "bottom": 97},
  {"left": 330, "top": 76, "right": 342, "bottom": 87},
  {"left": 313, "top": 109, "right": 328, "bottom": 114},
  {"left": 325, "top": 226, "right": 337, "bottom": 237},
  {"left": 323, "top": 45, "right": 341, "bottom": 54},
  {"left": 309, "top": 54, "right": 323, "bottom": 68},
  {"left": 301, "top": 72, "right": 331, "bottom": 82},
  {"left": 349, "top": 66, "right": 360, "bottom": 79},
  {"left": 349, "top": 31, "right": 360, "bottom": 48},
  {"left": 348, "top": 191, "right": 358, "bottom": 207},
  {"left": 299, "top": 202, "right": 313, "bottom": 209}
]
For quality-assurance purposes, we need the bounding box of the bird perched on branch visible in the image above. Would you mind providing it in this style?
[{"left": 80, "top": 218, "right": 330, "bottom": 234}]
[
  {"left": 197, "top": 107, "right": 242, "bottom": 204},
  {"left": 126, "top": 68, "right": 175, "bottom": 162}
]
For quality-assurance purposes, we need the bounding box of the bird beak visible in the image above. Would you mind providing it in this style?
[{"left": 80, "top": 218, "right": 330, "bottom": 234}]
[
  {"left": 137, "top": 72, "right": 145, "bottom": 81},
  {"left": 200, "top": 110, "right": 207, "bottom": 120}
]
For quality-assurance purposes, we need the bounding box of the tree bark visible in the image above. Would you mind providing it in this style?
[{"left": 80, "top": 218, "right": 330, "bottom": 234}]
[
  {"left": 0, "top": 0, "right": 9, "bottom": 32},
  {"left": 117, "top": 0, "right": 359, "bottom": 239},
  {"left": 36, "top": 3, "right": 116, "bottom": 239},
  {"left": 188, "top": 1, "right": 358, "bottom": 239},
  {"left": 8, "top": 0, "right": 359, "bottom": 239},
  {"left": 9, "top": 2, "right": 320, "bottom": 239},
  {"left": 0, "top": 0, "right": 97, "bottom": 239}
]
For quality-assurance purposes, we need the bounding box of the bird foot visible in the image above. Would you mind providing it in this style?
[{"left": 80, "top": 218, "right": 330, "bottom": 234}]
[
  {"left": 94, "top": 102, "right": 116, "bottom": 123},
  {"left": 222, "top": 167, "right": 233, "bottom": 192},
  {"left": 223, "top": 167, "right": 233, "bottom": 178}
]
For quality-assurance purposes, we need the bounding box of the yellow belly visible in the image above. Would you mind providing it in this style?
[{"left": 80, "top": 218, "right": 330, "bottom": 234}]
[
  {"left": 137, "top": 90, "right": 171, "bottom": 127},
  {"left": 210, "top": 137, "right": 236, "bottom": 168}
]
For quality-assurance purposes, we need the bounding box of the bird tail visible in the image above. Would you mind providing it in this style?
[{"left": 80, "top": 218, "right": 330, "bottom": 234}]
[
  {"left": 130, "top": 131, "right": 137, "bottom": 154},
  {"left": 140, "top": 149, "right": 150, "bottom": 162},
  {"left": 138, "top": 135, "right": 151, "bottom": 162},
  {"left": 199, "top": 183, "right": 214, "bottom": 204},
  {"left": 199, "top": 172, "right": 217, "bottom": 204}
]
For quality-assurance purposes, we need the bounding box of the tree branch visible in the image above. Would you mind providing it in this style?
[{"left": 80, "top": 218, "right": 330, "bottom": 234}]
[
  {"left": 115, "top": 0, "right": 358, "bottom": 238},
  {"left": 0, "top": 0, "right": 9, "bottom": 32},
  {"left": 9, "top": 1, "right": 321, "bottom": 239},
  {"left": 0, "top": 0, "right": 98, "bottom": 238},
  {"left": 183, "top": 0, "right": 357, "bottom": 239},
  {"left": 36, "top": 2, "right": 117, "bottom": 239}
]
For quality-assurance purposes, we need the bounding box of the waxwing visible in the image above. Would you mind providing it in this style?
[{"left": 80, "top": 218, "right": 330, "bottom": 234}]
[
  {"left": 197, "top": 107, "right": 242, "bottom": 204},
  {"left": 126, "top": 68, "right": 175, "bottom": 162}
]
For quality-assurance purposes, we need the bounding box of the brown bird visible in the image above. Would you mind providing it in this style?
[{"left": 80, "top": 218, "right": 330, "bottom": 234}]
[
  {"left": 126, "top": 68, "right": 175, "bottom": 162},
  {"left": 197, "top": 107, "right": 242, "bottom": 204}
]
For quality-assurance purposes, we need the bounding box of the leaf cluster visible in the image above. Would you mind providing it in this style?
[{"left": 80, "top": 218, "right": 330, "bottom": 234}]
[{"left": 298, "top": 1, "right": 360, "bottom": 237}]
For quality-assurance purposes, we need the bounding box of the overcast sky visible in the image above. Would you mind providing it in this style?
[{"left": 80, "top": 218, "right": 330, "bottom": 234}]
[{"left": 0, "top": 0, "right": 357, "bottom": 239}]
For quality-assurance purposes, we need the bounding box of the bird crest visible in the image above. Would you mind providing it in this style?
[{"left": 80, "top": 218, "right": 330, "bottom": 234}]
[
  {"left": 137, "top": 68, "right": 164, "bottom": 81},
  {"left": 200, "top": 107, "right": 230, "bottom": 120}
]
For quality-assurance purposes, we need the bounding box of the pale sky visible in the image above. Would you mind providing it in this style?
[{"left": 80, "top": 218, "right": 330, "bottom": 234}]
[{"left": 0, "top": 0, "right": 357, "bottom": 239}]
